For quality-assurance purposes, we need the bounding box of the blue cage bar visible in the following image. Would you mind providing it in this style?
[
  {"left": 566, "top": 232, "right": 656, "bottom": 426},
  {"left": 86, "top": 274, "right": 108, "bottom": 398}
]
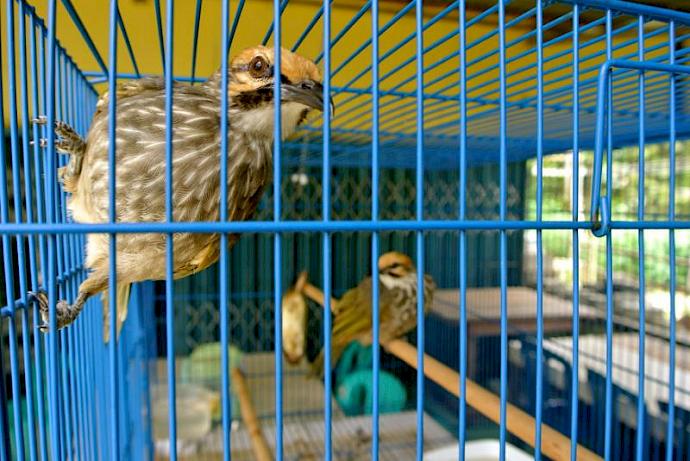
[{"left": 1, "top": 0, "right": 690, "bottom": 460}]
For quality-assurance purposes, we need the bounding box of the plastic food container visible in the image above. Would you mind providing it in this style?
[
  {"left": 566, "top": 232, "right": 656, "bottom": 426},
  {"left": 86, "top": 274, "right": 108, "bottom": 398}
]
[{"left": 151, "top": 382, "right": 219, "bottom": 441}]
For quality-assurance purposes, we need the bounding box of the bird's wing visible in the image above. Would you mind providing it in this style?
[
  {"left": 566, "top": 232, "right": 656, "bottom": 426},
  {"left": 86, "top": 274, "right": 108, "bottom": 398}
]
[
  {"left": 312, "top": 278, "right": 401, "bottom": 375},
  {"left": 226, "top": 155, "right": 272, "bottom": 228},
  {"left": 330, "top": 277, "right": 373, "bottom": 345},
  {"left": 331, "top": 277, "right": 406, "bottom": 339},
  {"left": 93, "top": 77, "right": 175, "bottom": 118},
  {"left": 423, "top": 274, "right": 436, "bottom": 311}
]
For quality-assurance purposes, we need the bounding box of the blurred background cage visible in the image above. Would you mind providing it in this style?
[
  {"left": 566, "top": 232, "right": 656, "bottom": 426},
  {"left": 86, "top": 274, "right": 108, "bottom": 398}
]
[{"left": 1, "top": 0, "right": 690, "bottom": 460}]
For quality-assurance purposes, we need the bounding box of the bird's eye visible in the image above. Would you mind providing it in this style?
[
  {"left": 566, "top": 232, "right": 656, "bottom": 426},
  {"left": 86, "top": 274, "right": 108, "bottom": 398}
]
[{"left": 249, "top": 56, "right": 269, "bottom": 79}]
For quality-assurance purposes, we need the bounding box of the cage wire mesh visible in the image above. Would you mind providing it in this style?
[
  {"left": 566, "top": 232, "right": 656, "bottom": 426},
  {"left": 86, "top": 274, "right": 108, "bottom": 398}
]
[{"left": 1, "top": 0, "right": 690, "bottom": 460}]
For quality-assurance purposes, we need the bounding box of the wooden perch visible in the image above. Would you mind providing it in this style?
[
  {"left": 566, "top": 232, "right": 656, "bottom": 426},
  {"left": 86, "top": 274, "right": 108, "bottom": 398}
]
[
  {"left": 294, "top": 271, "right": 308, "bottom": 292},
  {"left": 301, "top": 281, "right": 602, "bottom": 461},
  {"left": 385, "top": 340, "right": 602, "bottom": 461},
  {"left": 231, "top": 367, "right": 273, "bottom": 461},
  {"left": 296, "top": 272, "right": 339, "bottom": 313}
]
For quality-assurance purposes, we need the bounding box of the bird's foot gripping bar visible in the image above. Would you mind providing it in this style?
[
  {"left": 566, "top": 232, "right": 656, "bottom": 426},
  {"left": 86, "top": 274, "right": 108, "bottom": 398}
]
[{"left": 589, "top": 59, "right": 690, "bottom": 237}]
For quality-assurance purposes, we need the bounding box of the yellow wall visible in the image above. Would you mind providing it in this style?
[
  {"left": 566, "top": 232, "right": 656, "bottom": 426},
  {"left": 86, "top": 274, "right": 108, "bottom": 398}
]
[
  {"left": 15, "top": 1, "right": 467, "bottom": 90},
  {"left": 1, "top": 1, "right": 664, "bottom": 133}
]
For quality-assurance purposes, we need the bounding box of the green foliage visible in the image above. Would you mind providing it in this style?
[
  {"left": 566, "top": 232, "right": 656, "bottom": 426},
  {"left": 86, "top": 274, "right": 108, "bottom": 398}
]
[{"left": 526, "top": 142, "right": 690, "bottom": 291}]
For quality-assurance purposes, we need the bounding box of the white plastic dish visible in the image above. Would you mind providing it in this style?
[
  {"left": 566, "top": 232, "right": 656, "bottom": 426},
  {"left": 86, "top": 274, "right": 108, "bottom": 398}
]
[{"left": 424, "top": 439, "right": 533, "bottom": 461}]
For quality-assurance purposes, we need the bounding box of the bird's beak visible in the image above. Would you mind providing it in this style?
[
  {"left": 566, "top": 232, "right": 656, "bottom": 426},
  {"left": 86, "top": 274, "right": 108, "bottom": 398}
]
[{"left": 281, "top": 80, "right": 335, "bottom": 117}]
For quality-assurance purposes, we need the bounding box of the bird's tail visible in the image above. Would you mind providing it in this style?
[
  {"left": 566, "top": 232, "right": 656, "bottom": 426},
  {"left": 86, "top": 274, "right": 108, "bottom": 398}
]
[
  {"left": 310, "top": 342, "right": 348, "bottom": 378},
  {"left": 102, "top": 283, "right": 131, "bottom": 343}
]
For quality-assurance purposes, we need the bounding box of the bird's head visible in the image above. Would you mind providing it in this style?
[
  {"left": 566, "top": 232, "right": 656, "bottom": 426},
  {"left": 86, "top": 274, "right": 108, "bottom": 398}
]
[
  {"left": 207, "top": 45, "right": 333, "bottom": 138},
  {"left": 378, "top": 252, "right": 415, "bottom": 279}
]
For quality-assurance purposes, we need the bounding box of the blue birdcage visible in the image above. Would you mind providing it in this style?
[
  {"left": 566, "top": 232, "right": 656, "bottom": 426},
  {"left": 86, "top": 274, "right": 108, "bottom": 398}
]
[{"left": 1, "top": 0, "right": 690, "bottom": 460}]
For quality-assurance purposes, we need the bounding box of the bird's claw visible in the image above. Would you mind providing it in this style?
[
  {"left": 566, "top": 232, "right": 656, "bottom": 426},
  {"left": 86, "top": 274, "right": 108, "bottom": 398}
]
[
  {"left": 28, "top": 290, "right": 50, "bottom": 332},
  {"left": 55, "top": 140, "right": 73, "bottom": 153},
  {"left": 28, "top": 289, "right": 49, "bottom": 308},
  {"left": 31, "top": 116, "right": 81, "bottom": 145},
  {"left": 30, "top": 138, "right": 75, "bottom": 154},
  {"left": 27, "top": 289, "right": 71, "bottom": 333}
]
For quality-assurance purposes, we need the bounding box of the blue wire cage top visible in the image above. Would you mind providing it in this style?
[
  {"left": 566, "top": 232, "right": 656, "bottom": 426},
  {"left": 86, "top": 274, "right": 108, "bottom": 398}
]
[
  {"left": 281, "top": 0, "right": 690, "bottom": 169},
  {"left": 2, "top": 1, "right": 690, "bottom": 461}
]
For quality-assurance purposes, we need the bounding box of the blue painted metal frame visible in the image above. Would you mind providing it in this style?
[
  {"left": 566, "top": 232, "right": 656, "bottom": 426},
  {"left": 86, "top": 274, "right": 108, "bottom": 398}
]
[
  {"left": 604, "top": 12, "right": 614, "bottom": 460},
  {"left": 273, "top": 2, "right": 286, "bottom": 460},
  {"left": 190, "top": 0, "right": 203, "bottom": 85},
  {"left": 107, "top": 1, "right": 120, "bottom": 459},
  {"left": 219, "top": 1, "right": 232, "bottom": 459},
  {"left": 534, "top": 0, "right": 545, "bottom": 458},
  {"left": 59, "top": 0, "right": 108, "bottom": 77},
  {"left": 227, "top": 0, "right": 246, "bottom": 53},
  {"left": 321, "top": 2, "right": 333, "bottom": 459},
  {"left": 371, "top": 1, "right": 381, "bottom": 458},
  {"left": 16, "top": 4, "right": 40, "bottom": 460},
  {"left": 164, "top": 0, "right": 177, "bottom": 458},
  {"left": 0, "top": 2, "right": 26, "bottom": 459},
  {"left": 569, "top": 4, "right": 581, "bottom": 460},
  {"left": 635, "top": 16, "right": 647, "bottom": 461},
  {"left": 1, "top": 0, "right": 690, "bottom": 460},
  {"left": 665, "top": 20, "right": 678, "bottom": 461},
  {"left": 117, "top": 7, "right": 140, "bottom": 78},
  {"left": 457, "top": 2, "right": 468, "bottom": 460},
  {"left": 154, "top": 0, "right": 165, "bottom": 72},
  {"left": 590, "top": 60, "right": 690, "bottom": 228},
  {"left": 45, "top": 2, "right": 61, "bottom": 459},
  {"left": 28, "top": 9, "right": 50, "bottom": 460},
  {"left": 497, "top": 3, "right": 509, "bottom": 458},
  {"left": 415, "top": 1, "right": 425, "bottom": 459}
]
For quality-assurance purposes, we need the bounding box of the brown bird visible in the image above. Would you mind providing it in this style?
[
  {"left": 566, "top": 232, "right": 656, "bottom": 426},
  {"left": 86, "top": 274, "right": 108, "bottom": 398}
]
[
  {"left": 311, "top": 252, "right": 436, "bottom": 376},
  {"left": 30, "top": 46, "right": 333, "bottom": 337}
]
